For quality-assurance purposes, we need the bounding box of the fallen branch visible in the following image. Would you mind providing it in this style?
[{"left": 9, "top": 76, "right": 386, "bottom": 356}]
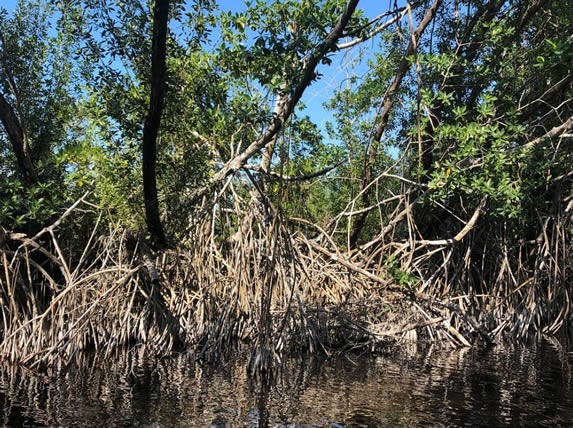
[{"left": 413, "top": 198, "right": 486, "bottom": 248}]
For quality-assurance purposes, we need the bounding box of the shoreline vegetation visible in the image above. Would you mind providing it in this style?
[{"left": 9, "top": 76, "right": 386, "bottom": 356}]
[
  {"left": 1, "top": 181, "right": 570, "bottom": 371},
  {"left": 1, "top": 0, "right": 572, "bottom": 372}
]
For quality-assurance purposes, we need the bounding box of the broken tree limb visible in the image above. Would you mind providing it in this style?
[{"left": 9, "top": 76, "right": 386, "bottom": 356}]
[
  {"left": 412, "top": 198, "right": 486, "bottom": 248},
  {"left": 513, "top": 115, "right": 573, "bottom": 152}
]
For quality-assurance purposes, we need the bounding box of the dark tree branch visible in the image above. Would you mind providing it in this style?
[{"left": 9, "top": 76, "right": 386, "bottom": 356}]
[
  {"left": 371, "top": 0, "right": 443, "bottom": 143},
  {"left": 0, "top": 92, "right": 38, "bottom": 185},
  {"left": 142, "top": 0, "right": 169, "bottom": 250}
]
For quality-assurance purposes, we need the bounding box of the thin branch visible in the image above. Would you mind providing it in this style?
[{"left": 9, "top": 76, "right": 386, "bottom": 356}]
[
  {"left": 372, "top": 0, "right": 443, "bottom": 143},
  {"left": 28, "top": 192, "right": 91, "bottom": 243},
  {"left": 361, "top": 193, "right": 425, "bottom": 251},
  {"left": 337, "top": 7, "right": 409, "bottom": 49},
  {"left": 243, "top": 159, "right": 345, "bottom": 182},
  {"left": 341, "top": 194, "right": 404, "bottom": 217},
  {"left": 512, "top": 115, "right": 573, "bottom": 152}
]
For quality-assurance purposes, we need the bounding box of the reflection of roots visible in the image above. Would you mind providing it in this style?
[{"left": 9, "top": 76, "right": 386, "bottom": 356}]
[
  {"left": 0, "top": 183, "right": 571, "bottom": 369},
  {"left": 3, "top": 342, "right": 568, "bottom": 427}
]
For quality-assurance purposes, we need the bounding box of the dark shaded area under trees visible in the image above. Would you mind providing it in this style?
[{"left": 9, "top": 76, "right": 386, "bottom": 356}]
[{"left": 0, "top": 0, "right": 571, "bottom": 370}]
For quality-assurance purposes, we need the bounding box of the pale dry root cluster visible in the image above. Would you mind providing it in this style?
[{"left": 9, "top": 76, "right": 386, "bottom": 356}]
[{"left": 0, "top": 180, "right": 571, "bottom": 373}]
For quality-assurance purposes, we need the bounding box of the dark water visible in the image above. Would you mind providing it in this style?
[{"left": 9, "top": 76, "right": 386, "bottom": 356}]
[{"left": 1, "top": 338, "right": 572, "bottom": 427}]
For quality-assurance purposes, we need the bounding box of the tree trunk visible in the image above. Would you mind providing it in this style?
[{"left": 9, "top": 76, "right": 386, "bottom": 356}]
[
  {"left": 142, "top": 0, "right": 169, "bottom": 250},
  {"left": 0, "top": 92, "right": 38, "bottom": 186}
]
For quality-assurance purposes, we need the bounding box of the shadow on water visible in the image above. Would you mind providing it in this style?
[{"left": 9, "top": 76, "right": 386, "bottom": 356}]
[{"left": 1, "top": 338, "right": 572, "bottom": 427}]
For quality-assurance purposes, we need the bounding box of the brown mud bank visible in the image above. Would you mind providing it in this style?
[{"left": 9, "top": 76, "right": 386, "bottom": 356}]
[{"left": 0, "top": 194, "right": 571, "bottom": 371}]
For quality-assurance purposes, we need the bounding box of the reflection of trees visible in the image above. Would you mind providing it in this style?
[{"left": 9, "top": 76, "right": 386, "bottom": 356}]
[{"left": 0, "top": 343, "right": 572, "bottom": 426}]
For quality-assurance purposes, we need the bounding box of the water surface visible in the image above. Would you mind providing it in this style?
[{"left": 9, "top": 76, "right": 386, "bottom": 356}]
[{"left": 1, "top": 338, "right": 572, "bottom": 426}]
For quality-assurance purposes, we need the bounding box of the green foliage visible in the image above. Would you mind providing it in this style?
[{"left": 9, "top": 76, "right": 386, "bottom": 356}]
[
  {"left": 0, "top": 0, "right": 78, "bottom": 168},
  {"left": 0, "top": 0, "right": 81, "bottom": 230},
  {"left": 384, "top": 255, "right": 419, "bottom": 288},
  {"left": 217, "top": 0, "right": 365, "bottom": 92},
  {"left": 405, "top": 0, "right": 572, "bottom": 226},
  {"left": 0, "top": 0, "right": 571, "bottom": 356},
  {"left": 0, "top": 178, "right": 57, "bottom": 227},
  {"left": 0, "top": 0, "right": 570, "bottom": 257},
  {"left": 424, "top": 112, "right": 524, "bottom": 218}
]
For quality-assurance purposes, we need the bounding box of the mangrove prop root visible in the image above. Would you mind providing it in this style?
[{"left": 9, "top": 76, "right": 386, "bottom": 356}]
[{"left": 0, "top": 178, "right": 571, "bottom": 368}]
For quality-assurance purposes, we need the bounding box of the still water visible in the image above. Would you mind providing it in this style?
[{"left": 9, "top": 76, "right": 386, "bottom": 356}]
[{"left": 1, "top": 338, "right": 572, "bottom": 427}]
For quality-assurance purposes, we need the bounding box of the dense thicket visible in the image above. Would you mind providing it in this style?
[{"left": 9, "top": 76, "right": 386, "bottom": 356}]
[{"left": 0, "top": 0, "right": 571, "bottom": 368}]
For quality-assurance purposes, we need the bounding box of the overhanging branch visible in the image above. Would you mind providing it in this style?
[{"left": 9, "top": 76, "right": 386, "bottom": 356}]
[{"left": 211, "top": 0, "right": 360, "bottom": 184}]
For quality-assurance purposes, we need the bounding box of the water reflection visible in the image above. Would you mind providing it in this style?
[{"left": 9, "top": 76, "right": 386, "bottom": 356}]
[{"left": 0, "top": 339, "right": 572, "bottom": 427}]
